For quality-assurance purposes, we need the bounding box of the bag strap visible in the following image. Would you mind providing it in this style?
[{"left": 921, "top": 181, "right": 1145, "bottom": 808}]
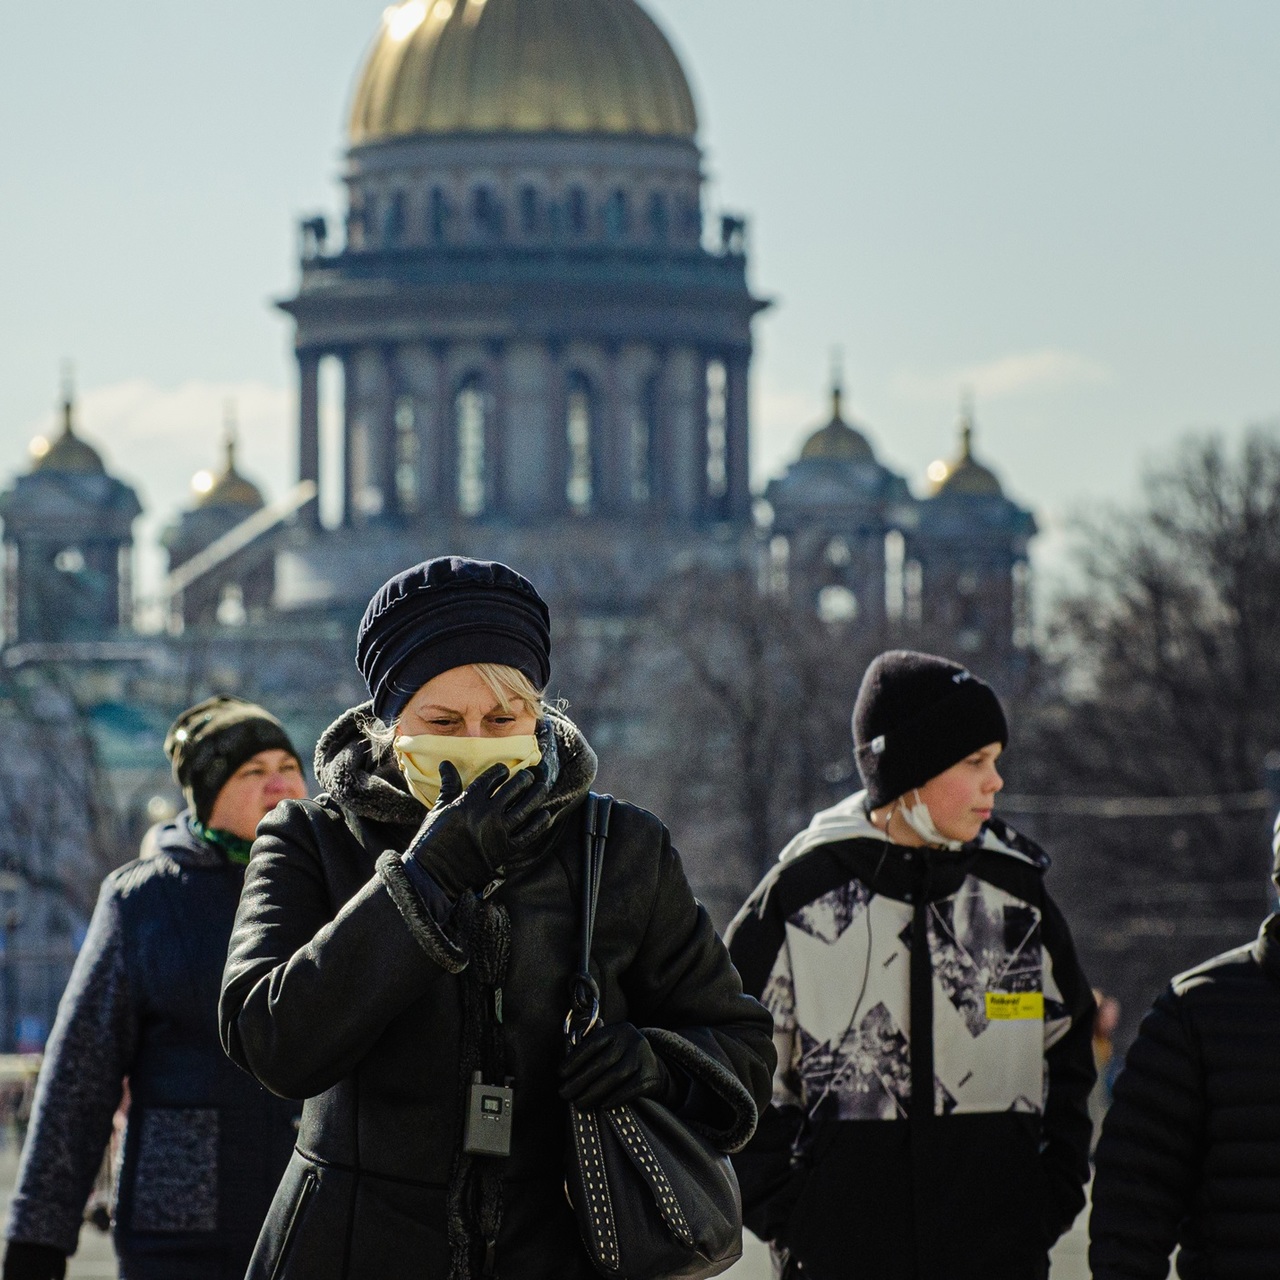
[{"left": 566, "top": 791, "right": 613, "bottom": 1045}]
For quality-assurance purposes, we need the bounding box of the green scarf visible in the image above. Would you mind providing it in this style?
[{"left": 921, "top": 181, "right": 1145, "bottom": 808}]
[{"left": 192, "top": 818, "right": 254, "bottom": 866}]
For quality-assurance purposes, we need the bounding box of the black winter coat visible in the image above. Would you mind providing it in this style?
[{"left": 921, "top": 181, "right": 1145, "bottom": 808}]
[
  {"left": 727, "top": 802, "right": 1096, "bottom": 1280},
  {"left": 1090, "top": 913, "right": 1280, "bottom": 1279},
  {"left": 218, "top": 709, "right": 774, "bottom": 1280},
  {"left": 5, "top": 815, "right": 300, "bottom": 1280}
]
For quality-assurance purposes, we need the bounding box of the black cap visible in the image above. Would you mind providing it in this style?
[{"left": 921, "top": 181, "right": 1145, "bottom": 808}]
[
  {"left": 164, "top": 696, "right": 300, "bottom": 823},
  {"left": 356, "top": 556, "right": 552, "bottom": 723},
  {"left": 852, "top": 649, "right": 1009, "bottom": 809}
]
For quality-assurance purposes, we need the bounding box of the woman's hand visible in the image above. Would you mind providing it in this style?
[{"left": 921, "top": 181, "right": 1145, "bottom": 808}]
[
  {"left": 559, "top": 1023, "right": 678, "bottom": 1110},
  {"left": 404, "top": 760, "right": 549, "bottom": 898}
]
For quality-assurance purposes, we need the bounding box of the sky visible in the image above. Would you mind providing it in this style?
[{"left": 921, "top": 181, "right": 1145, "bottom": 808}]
[{"left": 2, "top": 1, "right": 1279, "bottom": 604}]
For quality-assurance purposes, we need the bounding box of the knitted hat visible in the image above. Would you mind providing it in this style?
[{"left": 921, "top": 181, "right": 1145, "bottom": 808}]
[
  {"left": 164, "top": 696, "right": 300, "bottom": 823},
  {"left": 852, "top": 650, "right": 1009, "bottom": 809},
  {"left": 356, "top": 556, "right": 552, "bottom": 723}
]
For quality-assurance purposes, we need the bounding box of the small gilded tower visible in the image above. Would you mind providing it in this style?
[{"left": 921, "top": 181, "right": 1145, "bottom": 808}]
[
  {"left": 911, "top": 397, "right": 1037, "bottom": 662},
  {"left": 0, "top": 378, "right": 142, "bottom": 645},
  {"left": 764, "top": 375, "right": 911, "bottom": 629},
  {"left": 162, "top": 412, "right": 274, "bottom": 630}
]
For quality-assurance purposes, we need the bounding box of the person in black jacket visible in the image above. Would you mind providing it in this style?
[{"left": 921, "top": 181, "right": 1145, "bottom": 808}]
[
  {"left": 1089, "top": 815, "right": 1280, "bottom": 1279},
  {"left": 218, "top": 556, "right": 775, "bottom": 1280},
  {"left": 727, "top": 650, "right": 1096, "bottom": 1280},
  {"left": 3, "top": 697, "right": 308, "bottom": 1280}
]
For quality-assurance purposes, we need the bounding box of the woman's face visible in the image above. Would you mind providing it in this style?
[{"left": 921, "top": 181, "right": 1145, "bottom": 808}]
[
  {"left": 915, "top": 742, "right": 1005, "bottom": 842},
  {"left": 398, "top": 665, "right": 537, "bottom": 738},
  {"left": 207, "top": 749, "right": 308, "bottom": 841}
]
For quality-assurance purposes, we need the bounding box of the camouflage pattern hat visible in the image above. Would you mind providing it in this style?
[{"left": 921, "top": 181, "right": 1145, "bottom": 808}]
[{"left": 163, "top": 696, "right": 299, "bottom": 822}]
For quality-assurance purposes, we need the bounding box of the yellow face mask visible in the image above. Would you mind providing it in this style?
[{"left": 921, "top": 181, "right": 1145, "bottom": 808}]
[{"left": 393, "top": 733, "right": 542, "bottom": 809}]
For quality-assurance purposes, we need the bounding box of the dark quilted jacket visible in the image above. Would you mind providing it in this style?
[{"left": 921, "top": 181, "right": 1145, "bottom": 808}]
[
  {"left": 5, "top": 815, "right": 300, "bottom": 1280},
  {"left": 1090, "top": 912, "right": 1280, "bottom": 1279}
]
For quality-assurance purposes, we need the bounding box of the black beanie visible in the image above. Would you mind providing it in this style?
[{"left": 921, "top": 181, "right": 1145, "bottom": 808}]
[
  {"left": 356, "top": 556, "right": 552, "bottom": 723},
  {"left": 853, "top": 650, "right": 1009, "bottom": 809},
  {"left": 164, "top": 696, "right": 301, "bottom": 823}
]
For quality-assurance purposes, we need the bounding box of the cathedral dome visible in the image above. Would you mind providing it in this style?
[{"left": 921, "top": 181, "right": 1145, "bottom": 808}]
[
  {"left": 30, "top": 394, "right": 106, "bottom": 476},
  {"left": 193, "top": 435, "right": 264, "bottom": 512},
  {"left": 799, "top": 384, "right": 876, "bottom": 464},
  {"left": 348, "top": 0, "right": 698, "bottom": 145},
  {"left": 929, "top": 412, "right": 1005, "bottom": 498}
]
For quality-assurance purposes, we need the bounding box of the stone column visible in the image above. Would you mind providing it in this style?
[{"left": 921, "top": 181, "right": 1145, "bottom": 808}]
[
  {"left": 297, "top": 350, "right": 321, "bottom": 527},
  {"left": 486, "top": 342, "right": 507, "bottom": 518},
  {"left": 589, "top": 344, "right": 620, "bottom": 515},
  {"left": 433, "top": 342, "right": 455, "bottom": 516},
  {"left": 664, "top": 347, "right": 702, "bottom": 522},
  {"left": 378, "top": 346, "right": 400, "bottom": 520},
  {"left": 398, "top": 343, "right": 444, "bottom": 518},
  {"left": 341, "top": 350, "right": 357, "bottom": 528},
  {"left": 503, "top": 341, "right": 558, "bottom": 519},
  {"left": 547, "top": 340, "right": 570, "bottom": 515},
  {"left": 725, "top": 350, "right": 752, "bottom": 520}
]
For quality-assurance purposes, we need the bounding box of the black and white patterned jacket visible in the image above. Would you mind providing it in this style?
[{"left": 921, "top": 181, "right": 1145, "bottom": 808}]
[{"left": 726, "top": 794, "right": 1095, "bottom": 1280}]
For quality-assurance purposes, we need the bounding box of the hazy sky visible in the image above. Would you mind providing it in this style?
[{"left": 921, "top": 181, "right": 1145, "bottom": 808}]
[{"left": 3, "top": 2, "right": 1278, "bottom": 600}]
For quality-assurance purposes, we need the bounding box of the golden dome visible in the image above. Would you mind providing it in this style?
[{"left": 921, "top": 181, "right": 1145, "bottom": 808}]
[
  {"left": 799, "top": 384, "right": 876, "bottom": 464},
  {"left": 349, "top": 0, "right": 698, "bottom": 145},
  {"left": 929, "top": 414, "right": 1005, "bottom": 498},
  {"left": 31, "top": 394, "right": 106, "bottom": 476},
  {"left": 194, "top": 432, "right": 264, "bottom": 511}
]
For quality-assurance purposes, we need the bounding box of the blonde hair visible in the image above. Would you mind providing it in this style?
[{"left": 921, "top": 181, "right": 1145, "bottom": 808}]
[
  {"left": 361, "top": 663, "right": 550, "bottom": 760},
  {"left": 471, "top": 663, "right": 547, "bottom": 719}
]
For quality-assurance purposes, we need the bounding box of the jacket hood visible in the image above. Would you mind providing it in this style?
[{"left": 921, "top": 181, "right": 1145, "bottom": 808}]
[
  {"left": 777, "top": 788, "right": 1049, "bottom": 869},
  {"left": 314, "top": 701, "right": 599, "bottom": 830},
  {"left": 142, "top": 810, "right": 229, "bottom": 870}
]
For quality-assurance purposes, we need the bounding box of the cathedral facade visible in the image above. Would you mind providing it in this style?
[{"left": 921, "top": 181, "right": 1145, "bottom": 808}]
[{"left": 275, "top": 0, "right": 764, "bottom": 614}]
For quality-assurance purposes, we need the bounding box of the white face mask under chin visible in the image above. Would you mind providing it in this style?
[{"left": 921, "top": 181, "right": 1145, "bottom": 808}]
[{"left": 898, "top": 790, "right": 964, "bottom": 851}]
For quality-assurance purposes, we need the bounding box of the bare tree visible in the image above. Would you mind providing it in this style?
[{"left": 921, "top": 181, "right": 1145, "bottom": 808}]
[{"left": 1017, "top": 427, "right": 1280, "bottom": 1038}]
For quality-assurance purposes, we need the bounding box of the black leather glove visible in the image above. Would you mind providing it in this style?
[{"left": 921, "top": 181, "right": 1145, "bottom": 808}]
[
  {"left": 3, "top": 1241, "right": 67, "bottom": 1280},
  {"left": 405, "top": 759, "right": 551, "bottom": 898},
  {"left": 559, "top": 1023, "right": 680, "bottom": 1110}
]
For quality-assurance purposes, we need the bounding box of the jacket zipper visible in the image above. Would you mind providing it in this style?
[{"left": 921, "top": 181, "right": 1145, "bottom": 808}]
[{"left": 269, "top": 1170, "right": 318, "bottom": 1280}]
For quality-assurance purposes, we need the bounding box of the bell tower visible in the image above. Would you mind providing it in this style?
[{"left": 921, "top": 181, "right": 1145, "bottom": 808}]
[{"left": 0, "top": 374, "right": 142, "bottom": 645}]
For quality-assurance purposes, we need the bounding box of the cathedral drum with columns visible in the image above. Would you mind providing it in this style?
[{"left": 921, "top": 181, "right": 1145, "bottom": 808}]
[{"left": 279, "top": 0, "right": 767, "bottom": 609}]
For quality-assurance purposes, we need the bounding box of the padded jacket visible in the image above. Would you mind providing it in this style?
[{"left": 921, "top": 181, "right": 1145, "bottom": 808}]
[
  {"left": 1090, "top": 913, "right": 1280, "bottom": 1279},
  {"left": 726, "top": 795, "right": 1095, "bottom": 1280},
  {"left": 218, "top": 708, "right": 774, "bottom": 1280},
  {"left": 6, "top": 815, "right": 299, "bottom": 1280}
]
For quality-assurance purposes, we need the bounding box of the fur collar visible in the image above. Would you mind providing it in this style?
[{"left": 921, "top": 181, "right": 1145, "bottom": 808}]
[{"left": 314, "top": 702, "right": 598, "bottom": 830}]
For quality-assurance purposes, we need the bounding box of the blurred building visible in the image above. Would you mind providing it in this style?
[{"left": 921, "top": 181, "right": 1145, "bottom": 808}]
[
  {"left": 765, "top": 383, "right": 1035, "bottom": 678},
  {"left": 276, "top": 0, "right": 764, "bottom": 613},
  {"left": 0, "top": 384, "right": 141, "bottom": 646}
]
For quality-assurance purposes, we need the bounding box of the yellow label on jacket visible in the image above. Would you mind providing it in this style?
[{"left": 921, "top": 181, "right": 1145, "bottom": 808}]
[{"left": 985, "top": 991, "right": 1044, "bottom": 1021}]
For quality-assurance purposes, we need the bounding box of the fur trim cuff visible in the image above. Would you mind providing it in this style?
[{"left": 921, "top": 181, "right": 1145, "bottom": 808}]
[
  {"left": 377, "top": 851, "right": 468, "bottom": 974},
  {"left": 643, "top": 1026, "right": 759, "bottom": 1154}
]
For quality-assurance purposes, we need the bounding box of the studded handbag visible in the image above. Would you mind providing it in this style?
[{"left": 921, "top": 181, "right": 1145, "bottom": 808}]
[{"left": 563, "top": 793, "right": 745, "bottom": 1280}]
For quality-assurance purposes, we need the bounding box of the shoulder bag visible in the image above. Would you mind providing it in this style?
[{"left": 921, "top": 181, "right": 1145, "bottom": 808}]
[{"left": 563, "top": 793, "right": 744, "bottom": 1280}]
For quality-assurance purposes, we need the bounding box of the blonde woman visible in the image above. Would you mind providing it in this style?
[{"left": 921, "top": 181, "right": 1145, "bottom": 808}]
[{"left": 220, "top": 556, "right": 773, "bottom": 1280}]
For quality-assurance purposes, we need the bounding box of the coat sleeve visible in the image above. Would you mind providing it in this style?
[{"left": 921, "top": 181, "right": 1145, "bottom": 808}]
[
  {"left": 219, "top": 800, "right": 465, "bottom": 1100},
  {"left": 1038, "top": 888, "right": 1097, "bottom": 1244},
  {"left": 6, "top": 881, "right": 135, "bottom": 1256},
  {"left": 723, "top": 869, "right": 809, "bottom": 1245},
  {"left": 1088, "top": 987, "right": 1203, "bottom": 1280},
  {"left": 618, "top": 826, "right": 776, "bottom": 1154}
]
